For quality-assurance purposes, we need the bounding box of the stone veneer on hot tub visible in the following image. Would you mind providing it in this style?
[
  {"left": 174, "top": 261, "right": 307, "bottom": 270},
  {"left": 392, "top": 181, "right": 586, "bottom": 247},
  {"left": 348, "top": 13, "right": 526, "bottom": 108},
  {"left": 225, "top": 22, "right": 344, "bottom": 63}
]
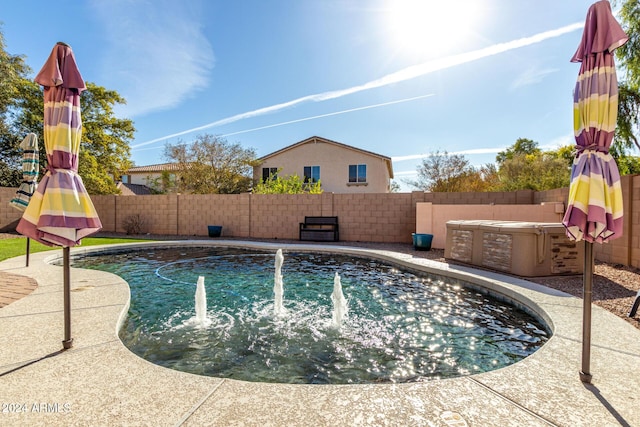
[{"left": 445, "top": 220, "right": 584, "bottom": 276}]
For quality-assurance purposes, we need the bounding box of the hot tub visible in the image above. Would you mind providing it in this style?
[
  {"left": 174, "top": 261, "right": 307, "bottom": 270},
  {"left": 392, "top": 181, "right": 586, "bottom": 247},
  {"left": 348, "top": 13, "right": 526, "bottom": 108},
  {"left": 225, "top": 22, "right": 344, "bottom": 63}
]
[{"left": 445, "top": 220, "right": 584, "bottom": 276}]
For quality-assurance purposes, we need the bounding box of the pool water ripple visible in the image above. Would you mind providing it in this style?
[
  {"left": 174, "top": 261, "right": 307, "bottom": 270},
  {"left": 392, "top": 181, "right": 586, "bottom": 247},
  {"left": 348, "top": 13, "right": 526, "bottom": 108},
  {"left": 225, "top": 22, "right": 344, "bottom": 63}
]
[{"left": 71, "top": 246, "right": 549, "bottom": 384}]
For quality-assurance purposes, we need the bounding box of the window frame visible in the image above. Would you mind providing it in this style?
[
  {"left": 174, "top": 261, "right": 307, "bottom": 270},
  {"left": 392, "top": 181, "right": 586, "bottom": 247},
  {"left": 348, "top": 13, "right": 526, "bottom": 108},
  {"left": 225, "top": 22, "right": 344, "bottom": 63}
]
[
  {"left": 303, "top": 165, "right": 320, "bottom": 183},
  {"left": 262, "top": 167, "right": 279, "bottom": 182},
  {"left": 348, "top": 164, "right": 367, "bottom": 183}
]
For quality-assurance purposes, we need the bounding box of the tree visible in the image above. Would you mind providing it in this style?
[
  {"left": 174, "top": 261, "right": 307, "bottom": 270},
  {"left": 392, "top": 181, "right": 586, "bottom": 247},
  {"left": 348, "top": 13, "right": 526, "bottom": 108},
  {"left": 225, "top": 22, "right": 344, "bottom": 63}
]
[
  {"left": 79, "top": 83, "right": 134, "bottom": 194},
  {"left": 253, "top": 169, "right": 323, "bottom": 194},
  {"left": 495, "top": 138, "right": 540, "bottom": 164},
  {"left": 497, "top": 152, "right": 570, "bottom": 191},
  {"left": 164, "top": 134, "right": 258, "bottom": 194},
  {"left": 555, "top": 144, "right": 575, "bottom": 165},
  {"left": 613, "top": 0, "right": 640, "bottom": 152},
  {"left": 609, "top": 143, "right": 640, "bottom": 174},
  {"left": 478, "top": 163, "right": 501, "bottom": 191},
  {"left": 0, "top": 27, "right": 134, "bottom": 193},
  {"left": 406, "top": 151, "right": 489, "bottom": 192},
  {"left": 0, "top": 28, "right": 33, "bottom": 184},
  {"left": 9, "top": 79, "right": 134, "bottom": 194},
  {"left": 0, "top": 162, "right": 21, "bottom": 187},
  {"left": 146, "top": 170, "right": 177, "bottom": 194},
  {"left": 495, "top": 139, "right": 570, "bottom": 191}
]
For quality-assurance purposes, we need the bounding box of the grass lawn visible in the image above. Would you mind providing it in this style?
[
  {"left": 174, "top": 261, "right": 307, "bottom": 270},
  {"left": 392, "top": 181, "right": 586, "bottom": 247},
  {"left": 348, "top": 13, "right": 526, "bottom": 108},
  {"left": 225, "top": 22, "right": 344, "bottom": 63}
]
[{"left": 0, "top": 236, "right": 153, "bottom": 262}]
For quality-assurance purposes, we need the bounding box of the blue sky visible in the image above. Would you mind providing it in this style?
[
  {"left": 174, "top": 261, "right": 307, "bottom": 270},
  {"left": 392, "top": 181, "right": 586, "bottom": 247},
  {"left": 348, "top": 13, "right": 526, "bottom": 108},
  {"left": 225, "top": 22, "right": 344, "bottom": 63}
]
[{"left": 1, "top": 0, "right": 614, "bottom": 190}]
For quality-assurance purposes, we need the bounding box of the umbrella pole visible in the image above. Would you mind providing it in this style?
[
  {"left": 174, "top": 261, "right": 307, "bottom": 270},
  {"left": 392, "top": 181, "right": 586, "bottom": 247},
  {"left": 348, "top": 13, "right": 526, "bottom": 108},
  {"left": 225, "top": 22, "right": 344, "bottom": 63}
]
[
  {"left": 25, "top": 238, "right": 30, "bottom": 267},
  {"left": 580, "top": 241, "right": 593, "bottom": 383},
  {"left": 62, "top": 246, "right": 73, "bottom": 349}
]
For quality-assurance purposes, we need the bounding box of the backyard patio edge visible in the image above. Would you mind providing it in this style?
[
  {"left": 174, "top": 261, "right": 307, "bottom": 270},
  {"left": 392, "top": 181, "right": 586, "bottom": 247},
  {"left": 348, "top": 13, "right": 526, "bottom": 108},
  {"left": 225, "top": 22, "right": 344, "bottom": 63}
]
[{"left": 1, "top": 240, "right": 639, "bottom": 427}]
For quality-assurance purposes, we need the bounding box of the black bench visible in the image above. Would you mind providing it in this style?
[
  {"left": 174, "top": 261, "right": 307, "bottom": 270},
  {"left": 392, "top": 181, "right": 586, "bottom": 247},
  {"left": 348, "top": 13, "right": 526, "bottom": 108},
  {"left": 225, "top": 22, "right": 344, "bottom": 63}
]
[{"left": 299, "top": 216, "right": 339, "bottom": 242}]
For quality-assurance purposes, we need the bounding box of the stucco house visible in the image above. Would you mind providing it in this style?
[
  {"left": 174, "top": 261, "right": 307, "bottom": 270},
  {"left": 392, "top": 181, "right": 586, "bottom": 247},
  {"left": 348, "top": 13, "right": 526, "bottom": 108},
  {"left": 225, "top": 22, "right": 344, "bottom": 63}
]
[
  {"left": 120, "top": 163, "right": 182, "bottom": 193},
  {"left": 122, "top": 163, "right": 181, "bottom": 186},
  {"left": 254, "top": 136, "right": 394, "bottom": 193}
]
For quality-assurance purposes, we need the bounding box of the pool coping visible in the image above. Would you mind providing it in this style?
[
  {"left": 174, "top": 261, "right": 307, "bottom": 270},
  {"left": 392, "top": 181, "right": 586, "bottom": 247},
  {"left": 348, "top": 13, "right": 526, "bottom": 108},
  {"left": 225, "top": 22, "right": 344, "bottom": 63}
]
[{"left": 1, "top": 240, "right": 639, "bottom": 426}]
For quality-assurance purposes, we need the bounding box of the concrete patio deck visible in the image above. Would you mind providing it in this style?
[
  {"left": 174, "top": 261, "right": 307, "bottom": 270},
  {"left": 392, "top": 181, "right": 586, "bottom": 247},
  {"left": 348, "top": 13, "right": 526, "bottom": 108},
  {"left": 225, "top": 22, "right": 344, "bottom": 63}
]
[{"left": 1, "top": 240, "right": 639, "bottom": 426}]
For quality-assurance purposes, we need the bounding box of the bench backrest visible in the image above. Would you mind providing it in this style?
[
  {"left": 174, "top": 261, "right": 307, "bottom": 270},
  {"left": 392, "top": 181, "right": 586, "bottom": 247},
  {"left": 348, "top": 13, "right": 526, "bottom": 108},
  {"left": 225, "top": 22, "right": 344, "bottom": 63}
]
[{"left": 304, "top": 216, "right": 338, "bottom": 225}]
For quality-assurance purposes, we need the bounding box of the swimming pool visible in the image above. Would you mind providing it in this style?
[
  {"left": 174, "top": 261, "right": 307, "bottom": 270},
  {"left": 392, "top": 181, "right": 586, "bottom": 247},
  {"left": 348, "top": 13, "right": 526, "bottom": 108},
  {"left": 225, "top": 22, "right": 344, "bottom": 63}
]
[{"left": 71, "top": 245, "right": 549, "bottom": 384}]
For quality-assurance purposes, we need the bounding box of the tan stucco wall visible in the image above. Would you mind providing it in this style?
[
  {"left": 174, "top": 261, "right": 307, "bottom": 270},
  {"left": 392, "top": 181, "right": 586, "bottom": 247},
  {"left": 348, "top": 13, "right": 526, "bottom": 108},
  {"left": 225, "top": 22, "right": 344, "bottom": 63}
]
[
  {"left": 126, "top": 172, "right": 162, "bottom": 186},
  {"left": 255, "top": 141, "right": 390, "bottom": 193},
  {"left": 0, "top": 188, "right": 21, "bottom": 230},
  {"left": 3, "top": 175, "right": 640, "bottom": 268},
  {"left": 415, "top": 202, "right": 566, "bottom": 249}
]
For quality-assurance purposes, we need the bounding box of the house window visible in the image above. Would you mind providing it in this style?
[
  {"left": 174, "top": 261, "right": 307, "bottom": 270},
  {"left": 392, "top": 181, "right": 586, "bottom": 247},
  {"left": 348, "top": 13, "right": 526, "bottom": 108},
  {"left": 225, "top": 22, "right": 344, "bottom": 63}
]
[
  {"left": 303, "top": 166, "right": 320, "bottom": 183},
  {"left": 348, "top": 164, "right": 367, "bottom": 183},
  {"left": 262, "top": 167, "right": 278, "bottom": 182}
]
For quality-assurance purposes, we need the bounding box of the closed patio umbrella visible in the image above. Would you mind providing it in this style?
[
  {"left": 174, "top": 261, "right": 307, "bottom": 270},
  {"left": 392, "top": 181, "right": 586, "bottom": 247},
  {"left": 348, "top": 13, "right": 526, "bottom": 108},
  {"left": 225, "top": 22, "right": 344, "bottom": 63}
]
[
  {"left": 9, "top": 133, "right": 39, "bottom": 211},
  {"left": 562, "top": 0, "right": 628, "bottom": 383},
  {"left": 16, "top": 42, "right": 102, "bottom": 349},
  {"left": 9, "top": 133, "right": 40, "bottom": 266}
]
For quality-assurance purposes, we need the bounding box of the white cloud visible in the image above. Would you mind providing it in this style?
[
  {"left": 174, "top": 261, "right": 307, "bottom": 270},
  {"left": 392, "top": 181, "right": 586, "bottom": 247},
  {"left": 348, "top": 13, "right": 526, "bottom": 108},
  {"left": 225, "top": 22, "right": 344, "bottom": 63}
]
[
  {"left": 392, "top": 133, "right": 575, "bottom": 167},
  {"left": 90, "top": 0, "right": 215, "bottom": 117},
  {"left": 133, "top": 20, "right": 584, "bottom": 149},
  {"left": 131, "top": 95, "right": 434, "bottom": 149},
  {"left": 541, "top": 133, "right": 574, "bottom": 150},
  {"left": 510, "top": 67, "right": 559, "bottom": 90},
  {"left": 393, "top": 170, "right": 418, "bottom": 177},
  {"left": 392, "top": 147, "right": 505, "bottom": 162}
]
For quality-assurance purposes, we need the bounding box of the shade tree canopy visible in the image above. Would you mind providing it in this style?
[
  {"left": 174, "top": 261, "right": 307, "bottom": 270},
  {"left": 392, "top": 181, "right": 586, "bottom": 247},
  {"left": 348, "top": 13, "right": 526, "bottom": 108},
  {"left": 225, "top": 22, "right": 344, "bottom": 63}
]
[
  {"left": 613, "top": 0, "right": 640, "bottom": 152},
  {"left": 163, "top": 134, "right": 259, "bottom": 194},
  {"left": 0, "top": 27, "right": 134, "bottom": 194}
]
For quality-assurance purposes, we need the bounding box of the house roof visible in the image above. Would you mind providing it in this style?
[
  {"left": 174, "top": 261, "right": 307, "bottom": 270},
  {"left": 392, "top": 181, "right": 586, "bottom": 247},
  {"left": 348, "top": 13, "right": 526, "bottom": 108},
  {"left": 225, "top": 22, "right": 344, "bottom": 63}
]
[
  {"left": 116, "top": 182, "right": 153, "bottom": 196},
  {"left": 126, "top": 163, "right": 182, "bottom": 173},
  {"left": 258, "top": 136, "right": 394, "bottom": 178}
]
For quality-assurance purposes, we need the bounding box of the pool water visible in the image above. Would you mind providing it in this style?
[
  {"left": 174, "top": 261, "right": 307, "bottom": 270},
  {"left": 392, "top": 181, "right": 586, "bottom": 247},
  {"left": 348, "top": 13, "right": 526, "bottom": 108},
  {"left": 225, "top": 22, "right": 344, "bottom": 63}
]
[{"left": 71, "top": 246, "right": 549, "bottom": 384}]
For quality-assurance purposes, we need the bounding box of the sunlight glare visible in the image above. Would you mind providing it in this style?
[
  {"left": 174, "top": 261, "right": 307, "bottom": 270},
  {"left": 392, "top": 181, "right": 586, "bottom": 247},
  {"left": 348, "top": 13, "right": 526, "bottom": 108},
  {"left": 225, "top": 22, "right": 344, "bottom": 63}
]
[{"left": 384, "top": 0, "right": 484, "bottom": 58}]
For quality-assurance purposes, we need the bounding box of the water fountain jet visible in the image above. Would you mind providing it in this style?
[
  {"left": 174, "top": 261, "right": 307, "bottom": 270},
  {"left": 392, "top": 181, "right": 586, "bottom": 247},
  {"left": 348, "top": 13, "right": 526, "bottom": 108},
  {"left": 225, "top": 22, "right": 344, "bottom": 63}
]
[
  {"left": 195, "top": 275, "right": 209, "bottom": 326},
  {"left": 331, "top": 272, "right": 348, "bottom": 328},
  {"left": 273, "top": 249, "right": 285, "bottom": 316},
  {"left": 74, "top": 246, "right": 551, "bottom": 384}
]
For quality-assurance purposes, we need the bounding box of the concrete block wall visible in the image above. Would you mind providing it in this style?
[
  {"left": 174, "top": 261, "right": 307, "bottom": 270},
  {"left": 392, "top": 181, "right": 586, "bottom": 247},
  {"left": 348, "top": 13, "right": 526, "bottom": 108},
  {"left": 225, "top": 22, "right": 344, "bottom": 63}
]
[
  {"left": 535, "top": 187, "right": 569, "bottom": 204},
  {"left": 0, "top": 187, "right": 22, "bottom": 230},
  {"left": 93, "top": 194, "right": 179, "bottom": 235},
  {"left": 177, "top": 194, "right": 250, "bottom": 237},
  {"left": 424, "top": 190, "right": 534, "bottom": 205},
  {"left": 333, "top": 193, "right": 414, "bottom": 242},
  {"left": 320, "top": 193, "right": 335, "bottom": 217},
  {"left": 250, "top": 194, "right": 324, "bottom": 240},
  {"left": 629, "top": 175, "right": 640, "bottom": 268},
  {"left": 416, "top": 202, "right": 566, "bottom": 249},
  {"left": 597, "top": 175, "right": 636, "bottom": 267},
  {"left": 91, "top": 195, "right": 116, "bottom": 234},
  {"left": 5, "top": 174, "right": 640, "bottom": 269}
]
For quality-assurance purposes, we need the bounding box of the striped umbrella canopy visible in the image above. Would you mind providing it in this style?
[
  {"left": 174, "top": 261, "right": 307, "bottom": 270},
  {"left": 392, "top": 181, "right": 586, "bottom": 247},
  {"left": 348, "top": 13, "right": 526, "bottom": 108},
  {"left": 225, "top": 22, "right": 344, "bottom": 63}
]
[
  {"left": 15, "top": 42, "right": 102, "bottom": 349},
  {"left": 561, "top": 0, "right": 628, "bottom": 383},
  {"left": 16, "top": 42, "right": 102, "bottom": 247},
  {"left": 10, "top": 133, "right": 40, "bottom": 267},
  {"left": 9, "top": 133, "right": 39, "bottom": 211},
  {"left": 562, "top": 0, "right": 627, "bottom": 243}
]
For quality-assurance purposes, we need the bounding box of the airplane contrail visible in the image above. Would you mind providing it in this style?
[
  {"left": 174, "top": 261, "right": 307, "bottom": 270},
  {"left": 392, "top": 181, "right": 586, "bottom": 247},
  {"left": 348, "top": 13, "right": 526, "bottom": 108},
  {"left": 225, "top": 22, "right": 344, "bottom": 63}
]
[
  {"left": 132, "top": 21, "right": 583, "bottom": 149},
  {"left": 392, "top": 148, "right": 506, "bottom": 162},
  {"left": 131, "top": 95, "right": 434, "bottom": 152},
  {"left": 391, "top": 138, "right": 573, "bottom": 162},
  {"left": 219, "top": 94, "right": 434, "bottom": 138}
]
